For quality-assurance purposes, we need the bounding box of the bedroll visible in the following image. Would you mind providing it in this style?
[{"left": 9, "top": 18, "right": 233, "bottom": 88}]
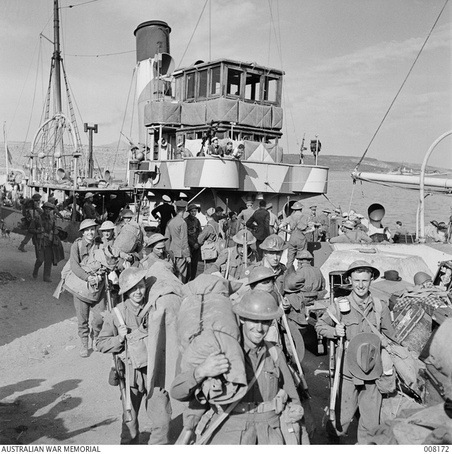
[
  {"left": 177, "top": 274, "right": 247, "bottom": 405},
  {"left": 113, "top": 221, "right": 143, "bottom": 254}
]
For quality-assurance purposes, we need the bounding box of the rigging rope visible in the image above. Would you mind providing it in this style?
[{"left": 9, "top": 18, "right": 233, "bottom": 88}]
[
  {"left": 267, "top": 0, "right": 300, "bottom": 156},
  {"left": 176, "top": 0, "right": 209, "bottom": 69},
  {"left": 65, "top": 50, "right": 135, "bottom": 58},
  {"left": 62, "top": 0, "right": 103, "bottom": 9},
  {"left": 113, "top": 66, "right": 137, "bottom": 173},
  {"left": 354, "top": 0, "right": 450, "bottom": 171},
  {"left": 18, "top": 38, "right": 43, "bottom": 156}
]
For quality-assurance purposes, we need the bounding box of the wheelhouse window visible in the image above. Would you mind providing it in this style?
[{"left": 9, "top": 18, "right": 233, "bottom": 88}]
[
  {"left": 198, "top": 69, "right": 208, "bottom": 99},
  {"left": 263, "top": 75, "right": 279, "bottom": 103},
  {"left": 245, "top": 72, "right": 261, "bottom": 101},
  {"left": 226, "top": 68, "right": 242, "bottom": 96},
  {"left": 186, "top": 72, "right": 195, "bottom": 100},
  {"left": 210, "top": 66, "right": 221, "bottom": 96}
]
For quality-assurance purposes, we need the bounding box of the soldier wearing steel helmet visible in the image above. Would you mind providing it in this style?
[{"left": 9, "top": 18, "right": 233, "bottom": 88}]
[
  {"left": 82, "top": 191, "right": 98, "bottom": 221},
  {"left": 28, "top": 201, "right": 60, "bottom": 282},
  {"left": 316, "top": 260, "right": 396, "bottom": 444},
  {"left": 99, "top": 220, "right": 116, "bottom": 248},
  {"left": 140, "top": 233, "right": 175, "bottom": 273},
  {"left": 245, "top": 233, "right": 288, "bottom": 295},
  {"left": 18, "top": 193, "right": 42, "bottom": 252},
  {"left": 209, "top": 229, "right": 257, "bottom": 280},
  {"left": 70, "top": 219, "right": 106, "bottom": 357},
  {"left": 278, "top": 201, "right": 310, "bottom": 268},
  {"left": 170, "top": 289, "right": 303, "bottom": 444},
  {"left": 97, "top": 267, "right": 171, "bottom": 445}
]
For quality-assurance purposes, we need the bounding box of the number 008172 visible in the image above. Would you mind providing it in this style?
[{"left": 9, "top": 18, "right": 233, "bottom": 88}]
[{"left": 424, "top": 447, "right": 449, "bottom": 452}]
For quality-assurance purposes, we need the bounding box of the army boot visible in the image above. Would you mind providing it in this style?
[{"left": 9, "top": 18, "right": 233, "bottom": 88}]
[{"left": 79, "top": 337, "right": 89, "bottom": 358}]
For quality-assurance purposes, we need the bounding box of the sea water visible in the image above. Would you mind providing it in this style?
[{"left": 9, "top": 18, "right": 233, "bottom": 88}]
[{"left": 306, "top": 170, "right": 452, "bottom": 234}]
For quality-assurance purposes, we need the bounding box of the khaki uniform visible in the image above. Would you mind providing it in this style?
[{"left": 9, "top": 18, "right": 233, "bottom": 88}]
[
  {"left": 165, "top": 215, "right": 190, "bottom": 283},
  {"left": 315, "top": 293, "right": 395, "bottom": 444},
  {"left": 97, "top": 299, "right": 171, "bottom": 444},
  {"left": 28, "top": 210, "right": 58, "bottom": 281},
  {"left": 70, "top": 237, "right": 106, "bottom": 341},
  {"left": 170, "top": 342, "right": 301, "bottom": 444},
  {"left": 280, "top": 212, "right": 309, "bottom": 268},
  {"left": 211, "top": 245, "right": 257, "bottom": 280}
]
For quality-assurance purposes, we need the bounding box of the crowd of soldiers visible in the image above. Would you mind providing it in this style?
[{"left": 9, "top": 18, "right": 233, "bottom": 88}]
[{"left": 14, "top": 192, "right": 452, "bottom": 445}]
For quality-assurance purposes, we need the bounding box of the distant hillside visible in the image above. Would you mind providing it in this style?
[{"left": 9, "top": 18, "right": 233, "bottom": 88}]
[
  {"left": 1, "top": 142, "right": 447, "bottom": 174},
  {"left": 284, "top": 153, "right": 449, "bottom": 173}
]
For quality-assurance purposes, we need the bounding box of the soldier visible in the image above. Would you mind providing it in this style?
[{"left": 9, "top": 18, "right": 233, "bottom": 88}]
[
  {"left": 116, "top": 208, "right": 134, "bottom": 235},
  {"left": 82, "top": 192, "right": 98, "bottom": 220},
  {"left": 285, "top": 250, "right": 325, "bottom": 306},
  {"left": 209, "top": 229, "right": 257, "bottom": 280},
  {"left": 317, "top": 208, "right": 331, "bottom": 241},
  {"left": 315, "top": 260, "right": 395, "bottom": 444},
  {"left": 306, "top": 205, "right": 320, "bottom": 242},
  {"left": 18, "top": 193, "right": 42, "bottom": 252},
  {"left": 248, "top": 233, "right": 288, "bottom": 294},
  {"left": 185, "top": 203, "right": 202, "bottom": 281},
  {"left": 140, "top": 233, "right": 174, "bottom": 272},
  {"left": 330, "top": 220, "right": 373, "bottom": 244},
  {"left": 165, "top": 200, "right": 191, "bottom": 283},
  {"left": 170, "top": 290, "right": 303, "bottom": 444},
  {"left": 247, "top": 266, "right": 276, "bottom": 290},
  {"left": 28, "top": 201, "right": 59, "bottom": 282},
  {"left": 99, "top": 220, "right": 116, "bottom": 248},
  {"left": 279, "top": 201, "right": 309, "bottom": 269},
  {"left": 237, "top": 200, "right": 255, "bottom": 227},
  {"left": 267, "top": 203, "right": 279, "bottom": 235},
  {"left": 70, "top": 219, "right": 106, "bottom": 357},
  {"left": 97, "top": 267, "right": 172, "bottom": 445},
  {"left": 282, "top": 250, "right": 326, "bottom": 362},
  {"left": 197, "top": 207, "right": 221, "bottom": 266}
]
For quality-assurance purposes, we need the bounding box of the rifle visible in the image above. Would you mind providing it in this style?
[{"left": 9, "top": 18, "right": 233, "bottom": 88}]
[
  {"left": 274, "top": 286, "right": 310, "bottom": 397},
  {"left": 243, "top": 226, "right": 248, "bottom": 269},
  {"left": 104, "top": 273, "right": 133, "bottom": 422},
  {"left": 326, "top": 272, "right": 346, "bottom": 436}
]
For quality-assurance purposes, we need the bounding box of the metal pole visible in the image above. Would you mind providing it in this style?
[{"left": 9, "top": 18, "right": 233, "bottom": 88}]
[
  {"left": 418, "top": 130, "right": 452, "bottom": 242},
  {"left": 72, "top": 152, "right": 81, "bottom": 222},
  {"left": 84, "top": 123, "right": 98, "bottom": 178}
]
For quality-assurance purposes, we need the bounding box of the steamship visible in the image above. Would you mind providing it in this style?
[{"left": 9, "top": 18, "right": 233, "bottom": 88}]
[
  {"left": 1, "top": 5, "right": 329, "bottom": 239},
  {"left": 127, "top": 20, "right": 328, "bottom": 215}
]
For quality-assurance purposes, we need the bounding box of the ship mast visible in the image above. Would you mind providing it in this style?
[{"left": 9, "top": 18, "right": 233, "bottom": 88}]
[
  {"left": 53, "top": 0, "right": 62, "bottom": 115},
  {"left": 53, "top": 0, "right": 64, "bottom": 163}
]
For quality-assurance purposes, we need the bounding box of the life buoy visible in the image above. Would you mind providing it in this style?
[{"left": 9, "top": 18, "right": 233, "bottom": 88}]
[{"left": 151, "top": 165, "right": 160, "bottom": 185}]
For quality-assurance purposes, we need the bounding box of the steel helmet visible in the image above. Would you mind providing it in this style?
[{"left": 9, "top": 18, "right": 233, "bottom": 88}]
[
  {"left": 296, "top": 250, "right": 313, "bottom": 260},
  {"left": 118, "top": 268, "right": 147, "bottom": 295},
  {"left": 260, "top": 234, "right": 287, "bottom": 252},
  {"left": 247, "top": 266, "right": 276, "bottom": 286},
  {"left": 146, "top": 233, "right": 168, "bottom": 248},
  {"left": 121, "top": 209, "right": 134, "bottom": 219},
  {"left": 78, "top": 219, "right": 98, "bottom": 232},
  {"left": 233, "top": 290, "right": 283, "bottom": 321},
  {"left": 232, "top": 229, "right": 256, "bottom": 245},
  {"left": 291, "top": 201, "right": 303, "bottom": 210},
  {"left": 99, "top": 220, "right": 115, "bottom": 231},
  {"left": 344, "top": 260, "right": 380, "bottom": 280},
  {"left": 413, "top": 271, "right": 432, "bottom": 286}
]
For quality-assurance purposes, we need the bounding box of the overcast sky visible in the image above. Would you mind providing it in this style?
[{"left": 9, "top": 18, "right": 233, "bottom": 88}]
[{"left": 0, "top": 0, "right": 450, "bottom": 167}]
